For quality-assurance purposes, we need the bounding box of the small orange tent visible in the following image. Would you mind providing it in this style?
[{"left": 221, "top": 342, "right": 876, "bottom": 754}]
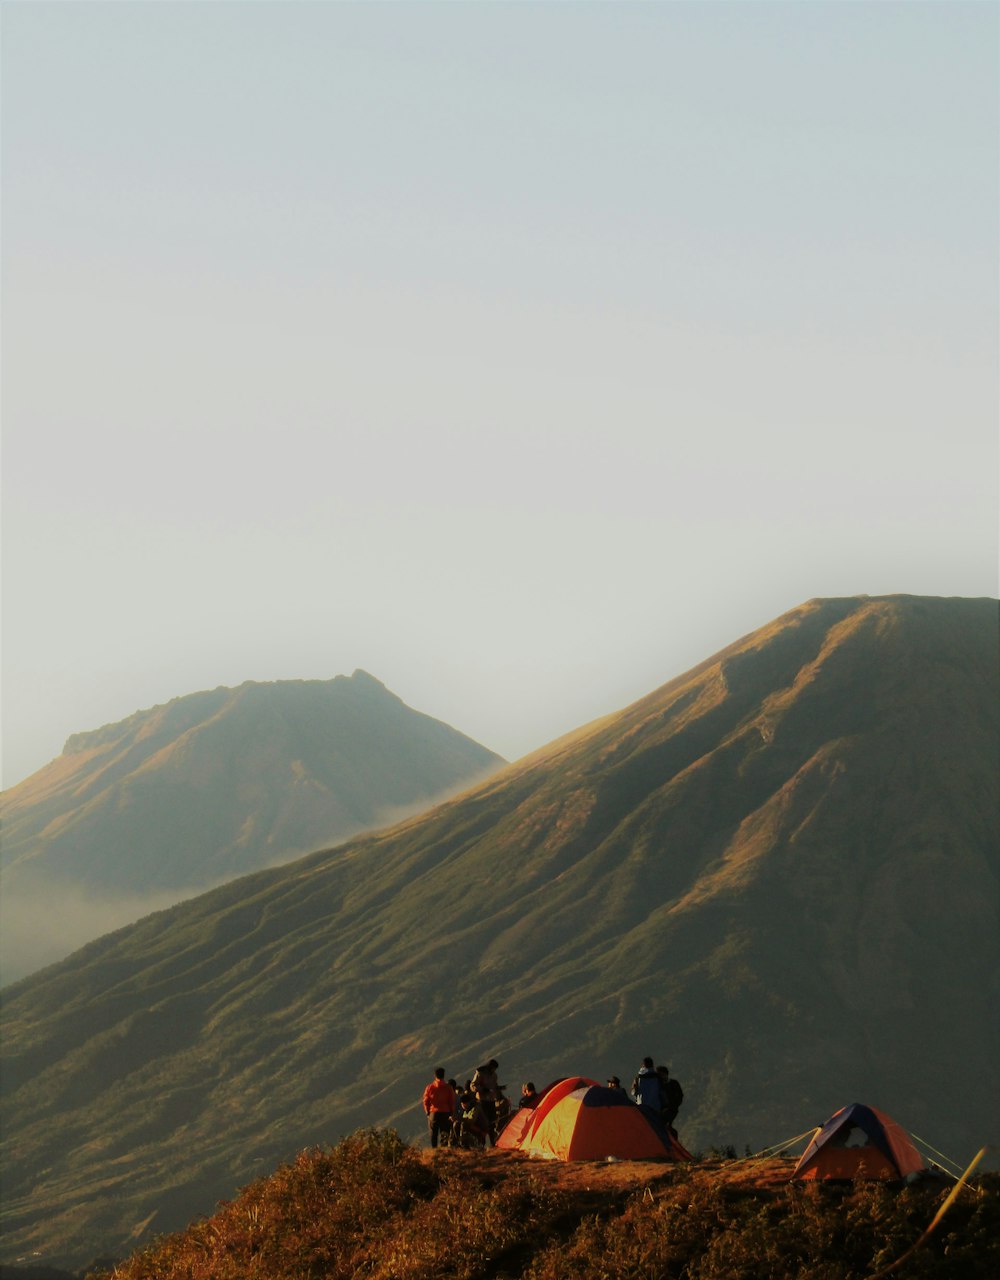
[
  {"left": 518, "top": 1084, "right": 690, "bottom": 1162},
  {"left": 792, "top": 1104, "right": 925, "bottom": 1181}
]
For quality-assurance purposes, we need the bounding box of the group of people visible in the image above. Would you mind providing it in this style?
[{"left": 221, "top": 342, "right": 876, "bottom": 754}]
[
  {"left": 421, "top": 1059, "right": 520, "bottom": 1149},
  {"left": 421, "top": 1054, "right": 683, "bottom": 1149}
]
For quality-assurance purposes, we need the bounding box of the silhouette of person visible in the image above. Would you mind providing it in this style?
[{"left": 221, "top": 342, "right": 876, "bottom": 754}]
[{"left": 659, "top": 1066, "right": 683, "bottom": 1134}]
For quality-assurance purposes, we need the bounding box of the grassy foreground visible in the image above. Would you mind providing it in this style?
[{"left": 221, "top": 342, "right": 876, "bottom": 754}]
[{"left": 94, "top": 1129, "right": 998, "bottom": 1280}]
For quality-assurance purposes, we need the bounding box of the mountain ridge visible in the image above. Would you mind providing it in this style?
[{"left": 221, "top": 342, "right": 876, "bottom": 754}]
[{"left": 58, "top": 669, "right": 392, "bottom": 756}]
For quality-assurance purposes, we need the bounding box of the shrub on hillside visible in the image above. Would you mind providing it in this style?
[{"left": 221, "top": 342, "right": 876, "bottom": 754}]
[
  {"left": 365, "top": 1174, "right": 567, "bottom": 1280},
  {"left": 524, "top": 1171, "right": 1000, "bottom": 1280},
  {"left": 94, "top": 1129, "right": 569, "bottom": 1280},
  {"left": 99, "top": 1129, "right": 435, "bottom": 1280}
]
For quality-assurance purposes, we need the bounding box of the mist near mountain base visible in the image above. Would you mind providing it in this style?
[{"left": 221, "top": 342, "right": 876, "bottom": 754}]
[
  {"left": 0, "top": 879, "right": 197, "bottom": 988},
  {"left": 0, "top": 780, "right": 494, "bottom": 986}
]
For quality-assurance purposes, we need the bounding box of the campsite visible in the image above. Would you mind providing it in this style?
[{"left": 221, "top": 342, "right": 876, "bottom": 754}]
[
  {"left": 7, "top": 1077, "right": 994, "bottom": 1279},
  {"left": 60, "top": 1088, "right": 1000, "bottom": 1279}
]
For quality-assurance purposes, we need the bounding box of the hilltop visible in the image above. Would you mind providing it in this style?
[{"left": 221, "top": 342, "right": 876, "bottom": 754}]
[
  {"left": 93, "top": 1132, "right": 1000, "bottom": 1279},
  {"left": 2, "top": 595, "right": 997, "bottom": 1268}
]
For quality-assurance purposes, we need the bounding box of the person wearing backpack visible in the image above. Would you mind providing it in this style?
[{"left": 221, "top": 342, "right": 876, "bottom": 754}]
[
  {"left": 471, "top": 1058, "right": 504, "bottom": 1141},
  {"left": 631, "top": 1056, "right": 663, "bottom": 1111}
]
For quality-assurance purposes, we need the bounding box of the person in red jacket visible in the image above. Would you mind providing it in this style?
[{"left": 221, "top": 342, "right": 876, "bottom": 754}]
[{"left": 422, "top": 1067, "right": 457, "bottom": 1148}]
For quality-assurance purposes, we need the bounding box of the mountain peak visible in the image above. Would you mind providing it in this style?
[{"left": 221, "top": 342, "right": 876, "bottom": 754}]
[{"left": 348, "top": 668, "right": 389, "bottom": 691}]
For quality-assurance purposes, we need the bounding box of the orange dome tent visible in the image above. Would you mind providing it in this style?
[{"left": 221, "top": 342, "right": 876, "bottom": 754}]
[
  {"left": 792, "top": 1104, "right": 926, "bottom": 1181},
  {"left": 517, "top": 1084, "right": 691, "bottom": 1162}
]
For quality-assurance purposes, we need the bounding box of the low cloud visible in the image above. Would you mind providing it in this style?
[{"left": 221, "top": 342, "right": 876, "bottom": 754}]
[
  {"left": 0, "top": 880, "right": 196, "bottom": 987},
  {"left": 0, "top": 770, "right": 504, "bottom": 987}
]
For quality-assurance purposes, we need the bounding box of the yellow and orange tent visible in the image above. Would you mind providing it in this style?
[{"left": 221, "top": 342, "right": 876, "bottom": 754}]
[
  {"left": 514, "top": 1083, "right": 691, "bottom": 1162},
  {"left": 792, "top": 1104, "right": 926, "bottom": 1181},
  {"left": 495, "top": 1076, "right": 599, "bottom": 1150}
]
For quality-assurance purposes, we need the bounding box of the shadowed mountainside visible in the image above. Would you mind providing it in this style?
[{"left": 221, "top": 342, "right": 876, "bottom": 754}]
[{"left": 1, "top": 596, "right": 997, "bottom": 1268}]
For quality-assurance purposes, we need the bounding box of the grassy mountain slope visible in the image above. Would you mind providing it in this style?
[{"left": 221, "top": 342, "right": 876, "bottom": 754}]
[
  {"left": 1, "top": 671, "right": 505, "bottom": 895},
  {"left": 1, "top": 596, "right": 997, "bottom": 1268}
]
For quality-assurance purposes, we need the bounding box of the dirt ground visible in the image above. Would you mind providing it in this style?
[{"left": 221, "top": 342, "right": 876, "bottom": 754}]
[{"left": 423, "top": 1146, "right": 797, "bottom": 1200}]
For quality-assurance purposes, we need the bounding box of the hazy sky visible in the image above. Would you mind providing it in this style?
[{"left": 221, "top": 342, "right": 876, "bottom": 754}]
[{"left": 3, "top": 0, "right": 997, "bottom": 788}]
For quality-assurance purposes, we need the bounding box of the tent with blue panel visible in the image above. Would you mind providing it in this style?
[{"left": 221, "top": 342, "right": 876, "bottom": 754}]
[{"left": 792, "top": 1103, "right": 926, "bottom": 1181}]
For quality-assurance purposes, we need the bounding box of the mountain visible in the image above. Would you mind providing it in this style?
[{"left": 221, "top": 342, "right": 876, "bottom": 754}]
[
  {"left": 1, "top": 596, "right": 997, "bottom": 1269},
  {"left": 0, "top": 672, "right": 505, "bottom": 980},
  {"left": 2, "top": 671, "right": 505, "bottom": 894}
]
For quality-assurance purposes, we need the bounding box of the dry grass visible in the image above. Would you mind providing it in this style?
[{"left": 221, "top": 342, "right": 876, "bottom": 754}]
[{"left": 94, "top": 1132, "right": 1000, "bottom": 1280}]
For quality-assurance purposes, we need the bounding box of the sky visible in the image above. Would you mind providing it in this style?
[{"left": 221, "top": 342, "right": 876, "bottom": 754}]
[{"left": 2, "top": 0, "right": 998, "bottom": 789}]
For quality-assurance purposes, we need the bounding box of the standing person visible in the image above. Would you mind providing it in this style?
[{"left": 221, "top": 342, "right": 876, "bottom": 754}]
[
  {"left": 606, "top": 1076, "right": 625, "bottom": 1092},
  {"left": 422, "top": 1067, "right": 457, "bottom": 1149},
  {"left": 448, "top": 1078, "right": 462, "bottom": 1131},
  {"left": 661, "top": 1068, "right": 684, "bottom": 1135},
  {"left": 471, "top": 1059, "right": 503, "bottom": 1139},
  {"left": 472, "top": 1059, "right": 501, "bottom": 1100},
  {"left": 631, "top": 1056, "right": 663, "bottom": 1112},
  {"left": 656, "top": 1065, "right": 671, "bottom": 1120}
]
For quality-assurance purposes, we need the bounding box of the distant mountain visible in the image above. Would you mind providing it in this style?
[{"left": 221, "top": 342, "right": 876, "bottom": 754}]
[
  {"left": 0, "top": 672, "right": 504, "bottom": 980},
  {"left": 1, "top": 596, "right": 997, "bottom": 1270},
  {"left": 1, "top": 670, "right": 504, "bottom": 894}
]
